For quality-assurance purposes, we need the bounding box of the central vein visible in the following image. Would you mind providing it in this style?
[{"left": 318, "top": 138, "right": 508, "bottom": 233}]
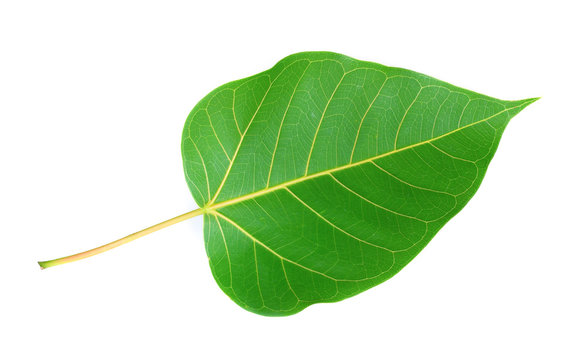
[{"left": 206, "top": 103, "right": 523, "bottom": 212}]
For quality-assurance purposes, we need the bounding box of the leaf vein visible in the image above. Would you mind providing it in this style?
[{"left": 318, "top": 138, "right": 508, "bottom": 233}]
[
  {"left": 232, "top": 89, "right": 242, "bottom": 136},
  {"left": 213, "top": 213, "right": 233, "bottom": 288},
  {"left": 187, "top": 136, "right": 211, "bottom": 199},
  {"left": 394, "top": 84, "right": 423, "bottom": 150},
  {"left": 284, "top": 187, "right": 397, "bottom": 253},
  {"left": 369, "top": 160, "right": 457, "bottom": 197},
  {"left": 208, "top": 59, "right": 309, "bottom": 204},
  {"left": 349, "top": 77, "right": 389, "bottom": 163},
  {"left": 213, "top": 211, "right": 338, "bottom": 281},
  {"left": 328, "top": 173, "right": 429, "bottom": 222},
  {"left": 208, "top": 100, "right": 532, "bottom": 213},
  {"left": 205, "top": 109, "right": 231, "bottom": 161},
  {"left": 305, "top": 69, "right": 347, "bottom": 175},
  {"left": 267, "top": 61, "right": 312, "bottom": 187}
]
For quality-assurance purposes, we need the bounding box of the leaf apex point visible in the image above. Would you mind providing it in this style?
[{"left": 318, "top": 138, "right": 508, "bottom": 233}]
[
  {"left": 512, "top": 97, "right": 540, "bottom": 111},
  {"left": 522, "top": 97, "right": 541, "bottom": 106}
]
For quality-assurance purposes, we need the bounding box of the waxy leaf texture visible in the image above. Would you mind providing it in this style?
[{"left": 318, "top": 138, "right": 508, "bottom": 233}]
[{"left": 181, "top": 52, "right": 536, "bottom": 316}]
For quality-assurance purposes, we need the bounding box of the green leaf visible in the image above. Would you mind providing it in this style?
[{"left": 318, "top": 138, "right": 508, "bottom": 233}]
[{"left": 181, "top": 51, "right": 537, "bottom": 316}]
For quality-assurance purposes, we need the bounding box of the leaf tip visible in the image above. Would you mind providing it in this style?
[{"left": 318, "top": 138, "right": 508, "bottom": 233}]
[
  {"left": 507, "top": 97, "right": 540, "bottom": 117},
  {"left": 524, "top": 97, "right": 541, "bottom": 105}
]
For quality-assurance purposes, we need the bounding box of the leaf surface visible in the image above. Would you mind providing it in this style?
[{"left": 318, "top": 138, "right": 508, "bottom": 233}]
[{"left": 181, "top": 52, "right": 536, "bottom": 316}]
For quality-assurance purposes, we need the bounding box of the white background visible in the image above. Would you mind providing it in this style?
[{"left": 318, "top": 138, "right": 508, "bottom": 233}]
[{"left": 1, "top": 1, "right": 585, "bottom": 359}]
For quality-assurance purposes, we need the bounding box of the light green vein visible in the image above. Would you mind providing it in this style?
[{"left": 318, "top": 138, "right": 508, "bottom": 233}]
[
  {"left": 394, "top": 84, "right": 423, "bottom": 150},
  {"left": 207, "top": 100, "right": 532, "bottom": 212},
  {"left": 305, "top": 68, "right": 347, "bottom": 176},
  {"left": 209, "top": 59, "right": 309, "bottom": 205},
  {"left": 368, "top": 160, "right": 456, "bottom": 197},
  {"left": 350, "top": 77, "right": 389, "bottom": 163},
  {"left": 213, "top": 211, "right": 338, "bottom": 281},
  {"left": 328, "top": 173, "right": 429, "bottom": 222},
  {"left": 284, "top": 187, "right": 397, "bottom": 253},
  {"left": 267, "top": 61, "right": 312, "bottom": 187},
  {"left": 213, "top": 213, "right": 233, "bottom": 287},
  {"left": 205, "top": 109, "right": 230, "bottom": 161}
]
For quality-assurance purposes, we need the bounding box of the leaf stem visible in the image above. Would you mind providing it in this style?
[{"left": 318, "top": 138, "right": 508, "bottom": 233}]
[{"left": 38, "top": 208, "right": 205, "bottom": 269}]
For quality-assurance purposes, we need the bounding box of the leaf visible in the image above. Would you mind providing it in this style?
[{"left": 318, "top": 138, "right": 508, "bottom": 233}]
[{"left": 181, "top": 51, "right": 537, "bottom": 316}]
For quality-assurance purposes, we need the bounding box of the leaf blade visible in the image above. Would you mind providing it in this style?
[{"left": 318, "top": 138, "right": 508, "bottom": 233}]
[{"left": 182, "top": 51, "right": 537, "bottom": 315}]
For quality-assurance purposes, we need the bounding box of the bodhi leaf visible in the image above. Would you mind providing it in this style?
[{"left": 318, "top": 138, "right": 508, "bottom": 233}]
[{"left": 181, "top": 51, "right": 537, "bottom": 316}]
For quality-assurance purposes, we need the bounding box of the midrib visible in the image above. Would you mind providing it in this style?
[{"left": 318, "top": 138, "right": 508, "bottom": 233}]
[{"left": 205, "top": 101, "right": 529, "bottom": 213}]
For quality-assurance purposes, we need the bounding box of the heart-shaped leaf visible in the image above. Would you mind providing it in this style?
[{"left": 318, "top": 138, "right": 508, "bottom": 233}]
[{"left": 181, "top": 51, "right": 537, "bottom": 316}]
